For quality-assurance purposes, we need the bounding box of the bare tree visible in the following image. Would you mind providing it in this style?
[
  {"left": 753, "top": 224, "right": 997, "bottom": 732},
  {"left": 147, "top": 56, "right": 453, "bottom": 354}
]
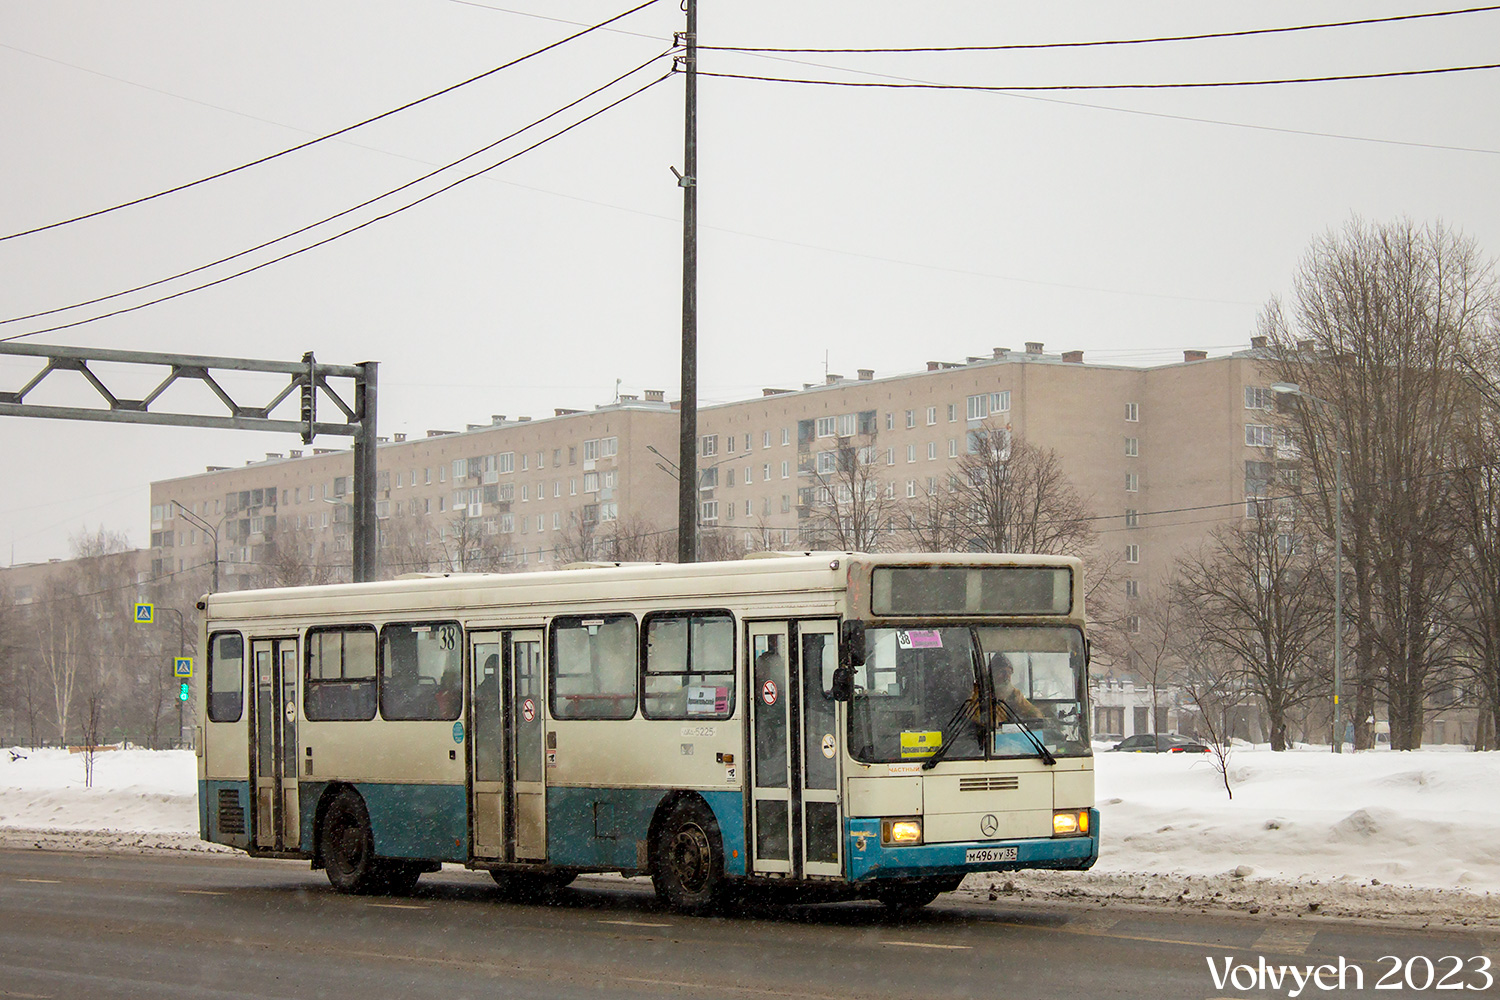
[
  {"left": 1178, "top": 648, "right": 1240, "bottom": 800},
  {"left": 1446, "top": 388, "right": 1500, "bottom": 750},
  {"left": 1175, "top": 503, "right": 1332, "bottom": 751},
  {"left": 929, "top": 424, "right": 1096, "bottom": 557},
  {"left": 1265, "top": 217, "right": 1496, "bottom": 749},
  {"left": 1111, "top": 582, "right": 1188, "bottom": 738},
  {"left": 801, "top": 432, "right": 902, "bottom": 551},
  {"left": 257, "top": 518, "right": 341, "bottom": 588}
]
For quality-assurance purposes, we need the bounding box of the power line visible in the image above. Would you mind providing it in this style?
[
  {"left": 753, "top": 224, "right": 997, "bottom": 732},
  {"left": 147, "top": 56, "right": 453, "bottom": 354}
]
[
  {"left": 2, "top": 69, "right": 671, "bottom": 340},
  {"left": 0, "top": 51, "right": 674, "bottom": 333},
  {"left": 703, "top": 5, "right": 1500, "bottom": 54},
  {"left": 0, "top": 0, "right": 666, "bottom": 245},
  {"left": 699, "top": 61, "right": 1500, "bottom": 93}
]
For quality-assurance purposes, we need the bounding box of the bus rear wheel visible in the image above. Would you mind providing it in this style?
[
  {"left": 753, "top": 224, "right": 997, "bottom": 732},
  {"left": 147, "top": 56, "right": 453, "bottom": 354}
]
[
  {"left": 322, "top": 790, "right": 380, "bottom": 894},
  {"left": 651, "top": 798, "right": 725, "bottom": 915}
]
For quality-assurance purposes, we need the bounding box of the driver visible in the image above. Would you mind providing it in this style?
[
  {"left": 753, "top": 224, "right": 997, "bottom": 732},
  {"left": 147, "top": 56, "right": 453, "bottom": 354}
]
[{"left": 988, "top": 652, "right": 1042, "bottom": 720}]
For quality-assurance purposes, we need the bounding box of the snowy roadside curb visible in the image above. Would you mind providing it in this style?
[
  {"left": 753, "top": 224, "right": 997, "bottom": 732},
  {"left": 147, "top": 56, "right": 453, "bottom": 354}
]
[
  {"left": 952, "top": 870, "right": 1500, "bottom": 929},
  {"left": 0, "top": 827, "right": 236, "bottom": 855}
]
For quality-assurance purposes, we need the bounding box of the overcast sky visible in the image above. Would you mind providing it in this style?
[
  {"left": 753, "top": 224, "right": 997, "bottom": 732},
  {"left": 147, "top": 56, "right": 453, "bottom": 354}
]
[{"left": 2, "top": 1, "right": 1498, "bottom": 566}]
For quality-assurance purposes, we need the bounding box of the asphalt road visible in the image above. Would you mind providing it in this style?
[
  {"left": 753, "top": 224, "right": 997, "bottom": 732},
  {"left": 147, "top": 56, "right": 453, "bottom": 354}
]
[{"left": 1, "top": 848, "right": 1496, "bottom": 999}]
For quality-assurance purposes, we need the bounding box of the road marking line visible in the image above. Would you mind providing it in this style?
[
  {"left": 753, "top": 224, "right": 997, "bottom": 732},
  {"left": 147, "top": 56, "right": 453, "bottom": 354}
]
[
  {"left": 16, "top": 879, "right": 60, "bottom": 884},
  {"left": 179, "top": 889, "right": 227, "bottom": 896},
  {"left": 599, "top": 919, "right": 671, "bottom": 928},
  {"left": 885, "top": 940, "right": 971, "bottom": 950},
  {"left": 0, "top": 990, "right": 54, "bottom": 999},
  {"left": 369, "top": 903, "right": 428, "bottom": 910},
  {"left": 1253, "top": 926, "right": 1318, "bottom": 956}
]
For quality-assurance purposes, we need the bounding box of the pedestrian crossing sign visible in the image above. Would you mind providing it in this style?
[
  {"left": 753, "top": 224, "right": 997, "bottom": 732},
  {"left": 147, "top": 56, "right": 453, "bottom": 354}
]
[
  {"left": 134, "top": 603, "right": 154, "bottom": 623},
  {"left": 174, "top": 657, "right": 193, "bottom": 678}
]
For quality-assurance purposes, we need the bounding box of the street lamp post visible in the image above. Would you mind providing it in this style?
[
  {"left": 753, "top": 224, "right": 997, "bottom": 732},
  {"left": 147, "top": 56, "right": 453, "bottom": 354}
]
[
  {"left": 170, "top": 500, "right": 220, "bottom": 593},
  {"left": 1271, "top": 382, "right": 1344, "bottom": 753}
]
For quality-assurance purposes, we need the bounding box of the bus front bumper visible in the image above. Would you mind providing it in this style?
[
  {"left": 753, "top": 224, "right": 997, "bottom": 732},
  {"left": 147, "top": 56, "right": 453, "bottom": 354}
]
[{"left": 844, "top": 810, "right": 1100, "bottom": 882}]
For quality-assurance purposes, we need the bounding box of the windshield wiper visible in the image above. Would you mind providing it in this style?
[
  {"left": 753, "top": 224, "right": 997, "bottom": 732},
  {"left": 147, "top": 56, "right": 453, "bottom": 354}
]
[
  {"left": 994, "top": 697, "right": 1057, "bottom": 766},
  {"left": 920, "top": 693, "right": 983, "bottom": 771}
]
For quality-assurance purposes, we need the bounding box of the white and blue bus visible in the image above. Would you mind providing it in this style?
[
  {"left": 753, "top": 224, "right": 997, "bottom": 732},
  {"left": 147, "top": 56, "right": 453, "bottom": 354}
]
[{"left": 196, "top": 552, "right": 1098, "bottom": 912}]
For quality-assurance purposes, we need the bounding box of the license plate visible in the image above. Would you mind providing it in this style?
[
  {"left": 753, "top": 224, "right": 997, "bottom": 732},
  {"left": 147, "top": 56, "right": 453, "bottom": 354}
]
[{"left": 965, "top": 846, "right": 1018, "bottom": 864}]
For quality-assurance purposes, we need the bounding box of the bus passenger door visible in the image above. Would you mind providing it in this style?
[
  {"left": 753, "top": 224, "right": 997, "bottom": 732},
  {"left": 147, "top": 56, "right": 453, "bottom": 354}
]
[
  {"left": 797, "top": 622, "right": 843, "bottom": 878},
  {"left": 748, "top": 623, "right": 793, "bottom": 875},
  {"left": 508, "top": 631, "right": 546, "bottom": 861},
  {"left": 251, "top": 637, "right": 299, "bottom": 851},
  {"left": 470, "top": 632, "right": 505, "bottom": 859}
]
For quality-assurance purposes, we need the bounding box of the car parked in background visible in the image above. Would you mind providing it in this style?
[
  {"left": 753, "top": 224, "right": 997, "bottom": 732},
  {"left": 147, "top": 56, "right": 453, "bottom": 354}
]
[{"left": 1111, "top": 733, "right": 1210, "bottom": 753}]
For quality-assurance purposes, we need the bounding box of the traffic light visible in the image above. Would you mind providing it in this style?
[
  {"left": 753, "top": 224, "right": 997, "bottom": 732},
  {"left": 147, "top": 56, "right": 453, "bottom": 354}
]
[{"left": 179, "top": 682, "right": 190, "bottom": 703}]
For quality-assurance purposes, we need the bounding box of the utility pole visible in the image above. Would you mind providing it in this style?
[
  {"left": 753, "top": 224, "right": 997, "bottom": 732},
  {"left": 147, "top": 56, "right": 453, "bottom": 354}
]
[{"left": 675, "top": 0, "right": 698, "bottom": 564}]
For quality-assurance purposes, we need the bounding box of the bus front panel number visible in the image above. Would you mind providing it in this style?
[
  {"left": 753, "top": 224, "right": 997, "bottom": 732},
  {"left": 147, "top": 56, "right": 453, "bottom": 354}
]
[{"left": 965, "top": 847, "right": 1017, "bottom": 864}]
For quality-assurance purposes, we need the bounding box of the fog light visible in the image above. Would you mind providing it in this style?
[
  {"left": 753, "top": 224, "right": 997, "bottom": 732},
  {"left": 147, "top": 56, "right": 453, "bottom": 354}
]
[
  {"left": 881, "top": 818, "right": 923, "bottom": 845},
  {"left": 1053, "top": 810, "right": 1088, "bottom": 836}
]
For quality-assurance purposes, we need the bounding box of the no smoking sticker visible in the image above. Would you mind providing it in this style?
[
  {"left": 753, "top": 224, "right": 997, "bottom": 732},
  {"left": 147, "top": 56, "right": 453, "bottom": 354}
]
[
  {"left": 821, "top": 733, "right": 836, "bottom": 759},
  {"left": 522, "top": 698, "right": 536, "bottom": 723},
  {"left": 761, "top": 679, "right": 778, "bottom": 706}
]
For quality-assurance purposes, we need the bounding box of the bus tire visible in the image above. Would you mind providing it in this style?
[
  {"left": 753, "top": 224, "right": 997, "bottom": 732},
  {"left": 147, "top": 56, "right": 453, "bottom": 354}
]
[
  {"left": 321, "top": 789, "right": 379, "bottom": 894},
  {"left": 651, "top": 797, "right": 725, "bottom": 915}
]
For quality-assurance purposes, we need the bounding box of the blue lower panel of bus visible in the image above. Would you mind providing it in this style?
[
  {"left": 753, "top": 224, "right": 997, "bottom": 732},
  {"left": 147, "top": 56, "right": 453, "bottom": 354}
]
[
  {"left": 844, "top": 810, "right": 1100, "bottom": 882},
  {"left": 298, "top": 781, "right": 469, "bottom": 862},
  {"left": 199, "top": 779, "right": 252, "bottom": 850},
  {"left": 547, "top": 787, "right": 747, "bottom": 875}
]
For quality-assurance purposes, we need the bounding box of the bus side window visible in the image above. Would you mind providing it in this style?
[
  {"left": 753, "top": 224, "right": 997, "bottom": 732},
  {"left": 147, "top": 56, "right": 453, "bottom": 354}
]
[
  {"left": 207, "top": 632, "right": 244, "bottom": 722},
  {"left": 305, "top": 627, "right": 377, "bottom": 721},
  {"left": 380, "top": 622, "right": 463, "bottom": 722},
  {"left": 550, "top": 615, "right": 637, "bottom": 720},
  {"left": 642, "top": 612, "right": 734, "bottom": 721}
]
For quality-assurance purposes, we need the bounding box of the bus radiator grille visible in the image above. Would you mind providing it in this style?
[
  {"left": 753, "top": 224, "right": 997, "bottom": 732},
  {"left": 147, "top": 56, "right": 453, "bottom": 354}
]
[{"left": 958, "top": 776, "right": 1019, "bottom": 792}]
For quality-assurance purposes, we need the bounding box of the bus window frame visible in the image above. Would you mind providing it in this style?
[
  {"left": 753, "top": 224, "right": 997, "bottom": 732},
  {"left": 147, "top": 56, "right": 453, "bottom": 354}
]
[
  {"left": 548, "top": 612, "right": 639, "bottom": 720},
  {"left": 639, "top": 609, "right": 736, "bottom": 722},
  {"left": 303, "top": 624, "right": 379, "bottom": 722},
  {"left": 206, "top": 630, "right": 245, "bottom": 723},
  {"left": 378, "top": 620, "right": 464, "bottom": 722}
]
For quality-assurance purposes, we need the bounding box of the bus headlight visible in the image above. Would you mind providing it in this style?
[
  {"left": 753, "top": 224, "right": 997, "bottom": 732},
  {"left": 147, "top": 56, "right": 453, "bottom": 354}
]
[
  {"left": 881, "top": 818, "right": 923, "bottom": 845},
  {"left": 1052, "top": 809, "right": 1090, "bottom": 837}
]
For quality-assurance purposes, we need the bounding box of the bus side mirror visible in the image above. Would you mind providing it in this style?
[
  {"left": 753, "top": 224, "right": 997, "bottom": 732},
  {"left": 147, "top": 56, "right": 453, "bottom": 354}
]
[
  {"left": 830, "top": 665, "right": 855, "bottom": 702},
  {"left": 839, "top": 620, "right": 865, "bottom": 667}
]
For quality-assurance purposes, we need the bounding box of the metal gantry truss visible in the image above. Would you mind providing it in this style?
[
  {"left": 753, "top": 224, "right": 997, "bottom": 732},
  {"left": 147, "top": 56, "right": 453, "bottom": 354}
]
[{"left": 0, "top": 342, "right": 379, "bottom": 582}]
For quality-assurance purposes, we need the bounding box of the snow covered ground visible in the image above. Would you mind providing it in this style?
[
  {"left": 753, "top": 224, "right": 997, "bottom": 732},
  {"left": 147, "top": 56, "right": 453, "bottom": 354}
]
[{"left": 2, "top": 743, "right": 1496, "bottom": 925}]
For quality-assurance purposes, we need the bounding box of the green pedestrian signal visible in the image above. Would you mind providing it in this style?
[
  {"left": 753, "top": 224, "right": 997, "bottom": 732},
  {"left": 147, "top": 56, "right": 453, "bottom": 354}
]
[{"left": 179, "top": 681, "right": 190, "bottom": 703}]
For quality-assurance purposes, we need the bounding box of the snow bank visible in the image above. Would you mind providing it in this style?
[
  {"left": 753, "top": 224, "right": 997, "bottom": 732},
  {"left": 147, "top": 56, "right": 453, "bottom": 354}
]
[{"left": 0, "top": 748, "right": 198, "bottom": 834}]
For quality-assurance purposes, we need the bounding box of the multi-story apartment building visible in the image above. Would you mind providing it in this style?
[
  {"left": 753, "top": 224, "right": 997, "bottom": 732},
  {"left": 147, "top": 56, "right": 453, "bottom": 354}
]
[{"left": 146, "top": 339, "right": 1286, "bottom": 611}]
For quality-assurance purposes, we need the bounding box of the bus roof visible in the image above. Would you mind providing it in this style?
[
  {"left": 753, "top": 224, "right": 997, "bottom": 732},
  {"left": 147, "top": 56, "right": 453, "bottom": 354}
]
[{"left": 202, "top": 551, "right": 1081, "bottom": 622}]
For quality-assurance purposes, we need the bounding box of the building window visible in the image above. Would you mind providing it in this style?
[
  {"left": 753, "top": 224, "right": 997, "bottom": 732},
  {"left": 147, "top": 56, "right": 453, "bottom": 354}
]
[
  {"left": 1125, "top": 473, "right": 1138, "bottom": 492},
  {"left": 926, "top": 406, "right": 937, "bottom": 426},
  {"left": 928, "top": 442, "right": 938, "bottom": 461},
  {"left": 1125, "top": 401, "right": 1139, "bottom": 422},
  {"left": 906, "top": 480, "right": 916, "bottom": 498},
  {"left": 966, "top": 394, "right": 990, "bottom": 421},
  {"left": 1127, "top": 615, "right": 1142, "bottom": 634},
  {"left": 1125, "top": 544, "right": 1139, "bottom": 564},
  {"left": 948, "top": 439, "right": 958, "bottom": 458},
  {"left": 727, "top": 435, "right": 736, "bottom": 454},
  {"left": 906, "top": 410, "right": 916, "bottom": 429},
  {"left": 1125, "top": 509, "right": 1139, "bottom": 528},
  {"left": 781, "top": 461, "right": 790, "bottom": 479},
  {"left": 1245, "top": 424, "right": 1274, "bottom": 448},
  {"left": 701, "top": 500, "right": 719, "bottom": 522},
  {"left": 816, "top": 416, "right": 836, "bottom": 438},
  {"left": 1125, "top": 437, "right": 1139, "bottom": 457},
  {"left": 1125, "top": 579, "right": 1139, "bottom": 599},
  {"left": 1245, "top": 386, "right": 1272, "bottom": 410},
  {"left": 781, "top": 428, "right": 790, "bottom": 446},
  {"left": 702, "top": 434, "right": 718, "bottom": 456},
  {"left": 885, "top": 412, "right": 894, "bottom": 430}
]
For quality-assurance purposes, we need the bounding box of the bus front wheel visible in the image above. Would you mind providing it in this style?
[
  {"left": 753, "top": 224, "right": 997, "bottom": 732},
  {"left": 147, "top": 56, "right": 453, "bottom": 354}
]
[{"left": 651, "top": 797, "right": 725, "bottom": 914}]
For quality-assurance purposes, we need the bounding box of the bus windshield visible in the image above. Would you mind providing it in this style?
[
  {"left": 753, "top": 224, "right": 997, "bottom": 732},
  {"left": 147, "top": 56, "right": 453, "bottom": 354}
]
[{"left": 846, "top": 625, "right": 1089, "bottom": 764}]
